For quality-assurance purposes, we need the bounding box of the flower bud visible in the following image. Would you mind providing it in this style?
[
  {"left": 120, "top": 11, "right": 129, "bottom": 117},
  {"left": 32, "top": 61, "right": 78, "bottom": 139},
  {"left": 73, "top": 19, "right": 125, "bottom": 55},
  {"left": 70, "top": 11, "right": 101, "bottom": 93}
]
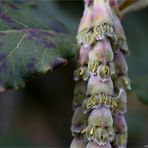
[
  {"left": 87, "top": 75, "right": 114, "bottom": 96},
  {"left": 86, "top": 141, "right": 111, "bottom": 148},
  {"left": 71, "top": 106, "right": 88, "bottom": 134},
  {"left": 84, "top": 0, "right": 93, "bottom": 6},
  {"left": 97, "top": 63, "right": 115, "bottom": 80},
  {"left": 78, "top": 46, "right": 90, "bottom": 66},
  {"left": 83, "top": 93, "right": 117, "bottom": 113},
  {"left": 113, "top": 114, "right": 128, "bottom": 133},
  {"left": 83, "top": 30, "right": 96, "bottom": 48},
  {"left": 73, "top": 81, "right": 87, "bottom": 108},
  {"left": 113, "top": 14, "right": 129, "bottom": 54},
  {"left": 94, "top": 127, "right": 109, "bottom": 145},
  {"left": 83, "top": 95, "right": 99, "bottom": 113},
  {"left": 114, "top": 76, "right": 131, "bottom": 91},
  {"left": 92, "top": 0, "right": 114, "bottom": 27},
  {"left": 114, "top": 49, "right": 128, "bottom": 75},
  {"left": 115, "top": 132, "right": 128, "bottom": 147},
  {"left": 77, "top": 3, "right": 93, "bottom": 44},
  {"left": 70, "top": 136, "right": 86, "bottom": 148},
  {"left": 88, "top": 107, "right": 113, "bottom": 127},
  {"left": 89, "top": 40, "right": 114, "bottom": 63},
  {"left": 115, "top": 88, "right": 127, "bottom": 114},
  {"left": 74, "top": 66, "right": 89, "bottom": 81}
]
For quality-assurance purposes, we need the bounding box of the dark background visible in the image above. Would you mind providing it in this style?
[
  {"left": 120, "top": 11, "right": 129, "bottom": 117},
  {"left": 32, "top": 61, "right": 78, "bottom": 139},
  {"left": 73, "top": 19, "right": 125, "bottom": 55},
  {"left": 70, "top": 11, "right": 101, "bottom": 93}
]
[{"left": 0, "top": 0, "right": 148, "bottom": 147}]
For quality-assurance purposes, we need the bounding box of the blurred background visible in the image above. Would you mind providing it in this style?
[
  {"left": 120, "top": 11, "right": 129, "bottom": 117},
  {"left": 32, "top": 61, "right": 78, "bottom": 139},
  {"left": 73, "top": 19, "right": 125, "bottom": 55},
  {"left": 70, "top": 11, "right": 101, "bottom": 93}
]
[{"left": 0, "top": 0, "right": 148, "bottom": 147}]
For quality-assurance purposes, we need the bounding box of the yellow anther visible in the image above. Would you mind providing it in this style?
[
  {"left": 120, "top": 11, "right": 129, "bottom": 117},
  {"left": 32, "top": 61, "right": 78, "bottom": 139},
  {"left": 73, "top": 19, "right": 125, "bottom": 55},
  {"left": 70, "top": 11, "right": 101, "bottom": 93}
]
[
  {"left": 79, "top": 68, "right": 84, "bottom": 76},
  {"left": 91, "top": 96, "right": 96, "bottom": 106},
  {"left": 99, "top": 94, "right": 103, "bottom": 104},
  {"left": 90, "top": 128, "right": 94, "bottom": 136},
  {"left": 104, "top": 96, "right": 107, "bottom": 104},
  {"left": 118, "top": 133, "right": 127, "bottom": 145},
  {"left": 113, "top": 100, "right": 117, "bottom": 108},
  {"left": 107, "top": 97, "right": 112, "bottom": 106},
  {"left": 109, "top": 25, "right": 114, "bottom": 34},
  {"left": 81, "top": 128, "right": 87, "bottom": 134},
  {"left": 123, "top": 77, "right": 131, "bottom": 90},
  {"left": 83, "top": 33, "right": 88, "bottom": 43},
  {"left": 94, "top": 26, "right": 100, "bottom": 37},
  {"left": 124, "top": 78, "right": 129, "bottom": 86},
  {"left": 102, "top": 93, "right": 106, "bottom": 104},
  {"left": 83, "top": 31, "right": 95, "bottom": 46},
  {"left": 89, "top": 62, "right": 99, "bottom": 73},
  {"left": 106, "top": 25, "right": 110, "bottom": 32},
  {"left": 87, "top": 98, "right": 92, "bottom": 109},
  {"left": 103, "top": 23, "right": 108, "bottom": 32},
  {"left": 92, "top": 63, "right": 97, "bottom": 72},
  {"left": 100, "top": 65, "right": 110, "bottom": 79}
]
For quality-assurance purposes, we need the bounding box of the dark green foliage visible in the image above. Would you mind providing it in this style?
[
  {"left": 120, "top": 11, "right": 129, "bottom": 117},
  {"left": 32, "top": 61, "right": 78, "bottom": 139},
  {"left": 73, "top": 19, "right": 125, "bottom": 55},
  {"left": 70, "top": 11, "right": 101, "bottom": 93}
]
[{"left": 0, "top": 1, "right": 78, "bottom": 90}]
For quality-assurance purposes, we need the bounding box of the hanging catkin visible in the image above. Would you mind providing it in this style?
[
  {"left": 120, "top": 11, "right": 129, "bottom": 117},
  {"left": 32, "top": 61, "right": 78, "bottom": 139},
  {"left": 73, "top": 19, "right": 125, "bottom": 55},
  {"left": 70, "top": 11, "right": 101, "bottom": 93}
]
[{"left": 70, "top": 0, "right": 131, "bottom": 147}]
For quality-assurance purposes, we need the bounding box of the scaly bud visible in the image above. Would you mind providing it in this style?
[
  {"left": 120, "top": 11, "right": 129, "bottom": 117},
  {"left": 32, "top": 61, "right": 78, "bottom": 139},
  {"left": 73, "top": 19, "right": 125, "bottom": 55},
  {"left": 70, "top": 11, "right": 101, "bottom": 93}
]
[
  {"left": 86, "top": 141, "right": 111, "bottom": 148},
  {"left": 114, "top": 49, "right": 128, "bottom": 75},
  {"left": 88, "top": 40, "right": 114, "bottom": 63},
  {"left": 71, "top": 106, "right": 88, "bottom": 134},
  {"left": 70, "top": 136, "right": 86, "bottom": 148},
  {"left": 78, "top": 46, "right": 90, "bottom": 66},
  {"left": 92, "top": 0, "right": 113, "bottom": 27},
  {"left": 88, "top": 107, "right": 113, "bottom": 127},
  {"left": 87, "top": 75, "right": 114, "bottom": 96},
  {"left": 74, "top": 66, "right": 90, "bottom": 81},
  {"left": 77, "top": 2, "right": 93, "bottom": 44},
  {"left": 73, "top": 81, "right": 87, "bottom": 108},
  {"left": 113, "top": 14, "right": 129, "bottom": 54}
]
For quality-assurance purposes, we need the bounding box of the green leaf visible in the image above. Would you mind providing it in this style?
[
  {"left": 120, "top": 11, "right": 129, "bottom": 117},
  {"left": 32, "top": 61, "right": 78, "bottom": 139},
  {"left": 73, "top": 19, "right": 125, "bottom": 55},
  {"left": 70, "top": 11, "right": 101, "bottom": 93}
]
[
  {"left": 0, "top": 1, "right": 79, "bottom": 90},
  {"left": 0, "top": 1, "right": 69, "bottom": 32},
  {"left": 0, "top": 29, "right": 77, "bottom": 90}
]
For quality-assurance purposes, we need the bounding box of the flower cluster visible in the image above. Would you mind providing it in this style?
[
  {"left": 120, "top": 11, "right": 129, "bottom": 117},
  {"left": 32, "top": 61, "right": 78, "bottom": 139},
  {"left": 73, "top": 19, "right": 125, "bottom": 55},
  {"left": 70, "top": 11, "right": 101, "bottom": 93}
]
[{"left": 71, "top": 0, "right": 131, "bottom": 148}]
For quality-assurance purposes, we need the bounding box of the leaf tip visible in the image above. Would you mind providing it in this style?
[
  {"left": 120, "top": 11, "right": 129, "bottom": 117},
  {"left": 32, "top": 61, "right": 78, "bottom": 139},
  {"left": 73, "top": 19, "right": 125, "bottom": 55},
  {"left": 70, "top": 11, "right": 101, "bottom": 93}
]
[{"left": 52, "top": 57, "right": 68, "bottom": 70}]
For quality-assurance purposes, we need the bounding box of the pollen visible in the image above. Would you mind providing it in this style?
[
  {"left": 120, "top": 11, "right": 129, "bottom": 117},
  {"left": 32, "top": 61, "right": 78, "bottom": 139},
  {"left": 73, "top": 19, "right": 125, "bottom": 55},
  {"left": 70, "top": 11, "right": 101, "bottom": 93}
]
[
  {"left": 83, "top": 31, "right": 96, "bottom": 47},
  {"left": 88, "top": 61, "right": 99, "bottom": 73},
  {"left": 99, "top": 65, "right": 110, "bottom": 79}
]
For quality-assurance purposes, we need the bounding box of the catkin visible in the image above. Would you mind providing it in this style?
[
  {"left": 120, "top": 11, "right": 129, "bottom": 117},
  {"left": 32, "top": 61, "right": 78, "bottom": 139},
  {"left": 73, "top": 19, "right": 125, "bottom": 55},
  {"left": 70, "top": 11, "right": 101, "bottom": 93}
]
[{"left": 70, "top": 0, "right": 131, "bottom": 147}]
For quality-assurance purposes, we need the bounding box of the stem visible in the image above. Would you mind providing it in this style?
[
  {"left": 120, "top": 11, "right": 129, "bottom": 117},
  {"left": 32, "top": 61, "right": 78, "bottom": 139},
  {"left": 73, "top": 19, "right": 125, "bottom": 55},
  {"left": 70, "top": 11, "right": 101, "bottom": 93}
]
[{"left": 118, "top": 0, "right": 137, "bottom": 12}]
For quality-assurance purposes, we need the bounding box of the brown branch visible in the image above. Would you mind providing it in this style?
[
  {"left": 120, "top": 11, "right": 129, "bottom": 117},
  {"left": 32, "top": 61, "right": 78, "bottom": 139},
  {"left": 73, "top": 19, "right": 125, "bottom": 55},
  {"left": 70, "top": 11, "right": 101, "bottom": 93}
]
[{"left": 119, "top": 0, "right": 138, "bottom": 12}]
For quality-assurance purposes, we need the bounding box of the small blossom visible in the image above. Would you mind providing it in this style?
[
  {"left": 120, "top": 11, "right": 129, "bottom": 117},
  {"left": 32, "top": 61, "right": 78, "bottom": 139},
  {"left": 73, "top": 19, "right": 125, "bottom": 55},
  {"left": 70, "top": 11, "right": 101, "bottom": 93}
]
[
  {"left": 113, "top": 114, "right": 128, "bottom": 133},
  {"left": 70, "top": 136, "right": 86, "bottom": 148},
  {"left": 83, "top": 30, "right": 96, "bottom": 48},
  {"left": 74, "top": 66, "right": 90, "bottom": 81},
  {"left": 114, "top": 88, "right": 127, "bottom": 114},
  {"left": 87, "top": 75, "right": 114, "bottom": 96},
  {"left": 97, "top": 63, "right": 115, "bottom": 80},
  {"left": 94, "top": 127, "right": 110, "bottom": 145},
  {"left": 114, "top": 132, "right": 128, "bottom": 146},
  {"left": 77, "top": 3, "right": 93, "bottom": 44},
  {"left": 88, "top": 107, "right": 113, "bottom": 127},
  {"left": 71, "top": 106, "right": 88, "bottom": 134},
  {"left": 82, "top": 94, "right": 117, "bottom": 113},
  {"left": 86, "top": 141, "right": 112, "bottom": 148},
  {"left": 78, "top": 3, "right": 93, "bottom": 32},
  {"left": 114, "top": 49, "right": 128, "bottom": 75},
  {"left": 114, "top": 76, "right": 131, "bottom": 91},
  {"left": 93, "top": 23, "right": 115, "bottom": 41},
  {"left": 88, "top": 40, "right": 114, "bottom": 63},
  {"left": 92, "top": 0, "right": 114, "bottom": 27},
  {"left": 78, "top": 46, "right": 90, "bottom": 66},
  {"left": 113, "top": 14, "right": 129, "bottom": 54},
  {"left": 88, "top": 61, "right": 100, "bottom": 74},
  {"left": 73, "top": 81, "right": 87, "bottom": 108}
]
